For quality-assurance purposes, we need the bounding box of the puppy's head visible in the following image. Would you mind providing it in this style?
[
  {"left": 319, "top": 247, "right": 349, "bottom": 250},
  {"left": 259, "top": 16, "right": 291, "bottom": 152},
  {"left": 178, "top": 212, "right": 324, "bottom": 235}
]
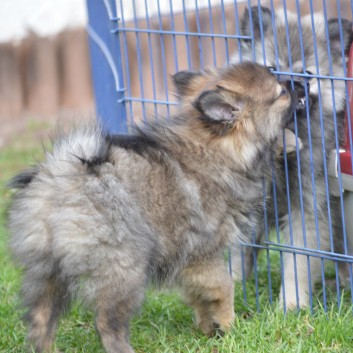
[
  {"left": 172, "top": 62, "right": 295, "bottom": 145},
  {"left": 238, "top": 6, "right": 353, "bottom": 117}
]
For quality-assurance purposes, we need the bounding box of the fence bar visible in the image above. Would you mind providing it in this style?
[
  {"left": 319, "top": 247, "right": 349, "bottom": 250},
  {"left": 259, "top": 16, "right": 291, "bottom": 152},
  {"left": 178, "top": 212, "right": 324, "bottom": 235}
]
[{"left": 86, "top": 0, "right": 127, "bottom": 133}]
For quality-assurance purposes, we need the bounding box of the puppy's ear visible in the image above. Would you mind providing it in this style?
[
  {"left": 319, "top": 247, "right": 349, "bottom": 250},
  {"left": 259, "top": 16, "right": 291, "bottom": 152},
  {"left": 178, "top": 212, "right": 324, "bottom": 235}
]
[
  {"left": 328, "top": 18, "right": 353, "bottom": 55},
  {"left": 193, "top": 89, "right": 243, "bottom": 133},
  {"left": 241, "top": 6, "right": 272, "bottom": 45},
  {"left": 172, "top": 70, "right": 202, "bottom": 99}
]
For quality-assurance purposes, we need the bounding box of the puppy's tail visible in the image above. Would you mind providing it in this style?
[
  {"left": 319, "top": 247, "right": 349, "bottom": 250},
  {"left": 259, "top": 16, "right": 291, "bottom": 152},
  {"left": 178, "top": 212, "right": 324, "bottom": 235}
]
[
  {"left": 8, "top": 125, "right": 110, "bottom": 189},
  {"left": 46, "top": 125, "right": 110, "bottom": 175}
]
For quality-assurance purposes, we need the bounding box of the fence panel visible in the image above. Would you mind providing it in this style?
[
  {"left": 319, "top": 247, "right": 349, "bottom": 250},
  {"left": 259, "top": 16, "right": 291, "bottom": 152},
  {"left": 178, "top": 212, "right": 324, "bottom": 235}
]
[{"left": 87, "top": 0, "right": 353, "bottom": 312}]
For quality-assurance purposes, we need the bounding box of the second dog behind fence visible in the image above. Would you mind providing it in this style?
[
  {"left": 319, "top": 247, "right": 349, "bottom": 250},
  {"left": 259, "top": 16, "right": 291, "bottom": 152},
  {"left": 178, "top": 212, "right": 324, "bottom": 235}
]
[{"left": 231, "top": 6, "right": 353, "bottom": 310}]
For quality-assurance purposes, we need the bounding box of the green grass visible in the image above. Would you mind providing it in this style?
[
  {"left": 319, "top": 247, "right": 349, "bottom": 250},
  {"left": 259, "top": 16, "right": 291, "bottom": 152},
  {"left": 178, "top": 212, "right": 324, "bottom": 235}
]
[{"left": 1, "top": 125, "right": 353, "bottom": 352}]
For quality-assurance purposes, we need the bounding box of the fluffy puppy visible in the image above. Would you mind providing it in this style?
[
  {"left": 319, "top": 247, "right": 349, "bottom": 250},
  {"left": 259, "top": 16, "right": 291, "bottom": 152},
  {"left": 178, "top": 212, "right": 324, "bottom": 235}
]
[
  {"left": 8, "top": 62, "right": 295, "bottom": 353},
  {"left": 231, "top": 6, "right": 353, "bottom": 309}
]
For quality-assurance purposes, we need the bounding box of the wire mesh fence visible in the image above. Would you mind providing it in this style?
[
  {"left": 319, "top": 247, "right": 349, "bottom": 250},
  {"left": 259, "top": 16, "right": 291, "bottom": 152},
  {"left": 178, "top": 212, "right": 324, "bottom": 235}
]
[{"left": 87, "top": 0, "right": 353, "bottom": 313}]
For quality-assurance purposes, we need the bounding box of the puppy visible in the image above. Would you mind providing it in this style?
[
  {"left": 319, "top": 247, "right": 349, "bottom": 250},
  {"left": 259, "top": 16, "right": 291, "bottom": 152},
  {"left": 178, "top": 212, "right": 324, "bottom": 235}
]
[
  {"left": 8, "top": 62, "right": 296, "bottom": 353},
  {"left": 231, "top": 6, "right": 353, "bottom": 309}
]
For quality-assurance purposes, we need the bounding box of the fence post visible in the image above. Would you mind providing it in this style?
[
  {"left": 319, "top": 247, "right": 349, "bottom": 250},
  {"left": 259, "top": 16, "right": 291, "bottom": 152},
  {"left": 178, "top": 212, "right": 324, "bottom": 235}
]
[{"left": 86, "top": 0, "right": 127, "bottom": 134}]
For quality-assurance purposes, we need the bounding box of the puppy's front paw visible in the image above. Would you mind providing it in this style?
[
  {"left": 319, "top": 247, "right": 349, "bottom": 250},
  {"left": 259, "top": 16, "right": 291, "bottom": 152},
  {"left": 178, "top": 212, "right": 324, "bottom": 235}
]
[
  {"left": 195, "top": 306, "right": 234, "bottom": 337},
  {"left": 198, "top": 318, "right": 231, "bottom": 337},
  {"left": 210, "top": 322, "right": 226, "bottom": 338},
  {"left": 279, "top": 284, "right": 309, "bottom": 311},
  {"left": 277, "top": 128, "right": 303, "bottom": 156}
]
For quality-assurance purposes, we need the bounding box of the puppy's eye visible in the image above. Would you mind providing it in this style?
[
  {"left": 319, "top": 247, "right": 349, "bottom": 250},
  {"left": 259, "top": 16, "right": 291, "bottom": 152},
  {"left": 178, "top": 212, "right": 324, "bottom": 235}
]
[
  {"left": 305, "top": 70, "right": 314, "bottom": 78},
  {"left": 267, "top": 66, "right": 277, "bottom": 73},
  {"left": 280, "top": 87, "right": 287, "bottom": 96}
]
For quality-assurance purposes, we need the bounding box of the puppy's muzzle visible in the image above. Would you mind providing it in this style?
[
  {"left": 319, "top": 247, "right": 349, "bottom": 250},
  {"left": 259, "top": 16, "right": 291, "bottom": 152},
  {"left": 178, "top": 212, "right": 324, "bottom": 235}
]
[
  {"left": 293, "top": 80, "right": 309, "bottom": 111},
  {"left": 281, "top": 78, "right": 310, "bottom": 112}
]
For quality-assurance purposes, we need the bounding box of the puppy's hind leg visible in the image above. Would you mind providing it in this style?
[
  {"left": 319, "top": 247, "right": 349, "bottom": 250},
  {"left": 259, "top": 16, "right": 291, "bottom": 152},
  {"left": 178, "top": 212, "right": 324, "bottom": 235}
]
[
  {"left": 179, "top": 257, "right": 235, "bottom": 337},
  {"left": 24, "top": 271, "right": 71, "bottom": 353},
  {"left": 94, "top": 268, "right": 148, "bottom": 353}
]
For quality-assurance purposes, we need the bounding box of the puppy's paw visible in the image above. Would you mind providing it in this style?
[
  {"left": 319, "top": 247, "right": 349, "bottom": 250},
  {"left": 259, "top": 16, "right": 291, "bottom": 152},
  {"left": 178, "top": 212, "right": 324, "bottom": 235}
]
[
  {"left": 278, "top": 291, "right": 309, "bottom": 311},
  {"left": 279, "top": 298, "right": 298, "bottom": 311},
  {"left": 211, "top": 322, "right": 226, "bottom": 338},
  {"left": 198, "top": 320, "right": 228, "bottom": 338},
  {"left": 196, "top": 310, "right": 234, "bottom": 337},
  {"left": 277, "top": 129, "right": 303, "bottom": 156}
]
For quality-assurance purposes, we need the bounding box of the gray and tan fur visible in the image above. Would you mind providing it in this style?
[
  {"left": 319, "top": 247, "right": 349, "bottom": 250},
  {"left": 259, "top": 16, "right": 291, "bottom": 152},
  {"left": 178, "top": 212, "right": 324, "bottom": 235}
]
[
  {"left": 8, "top": 62, "right": 295, "bottom": 353},
  {"left": 231, "top": 6, "right": 353, "bottom": 309}
]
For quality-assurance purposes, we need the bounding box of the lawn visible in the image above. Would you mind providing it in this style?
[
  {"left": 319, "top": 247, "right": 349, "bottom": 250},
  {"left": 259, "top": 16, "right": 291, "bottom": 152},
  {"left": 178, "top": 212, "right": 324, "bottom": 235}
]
[{"left": 1, "top": 124, "right": 353, "bottom": 353}]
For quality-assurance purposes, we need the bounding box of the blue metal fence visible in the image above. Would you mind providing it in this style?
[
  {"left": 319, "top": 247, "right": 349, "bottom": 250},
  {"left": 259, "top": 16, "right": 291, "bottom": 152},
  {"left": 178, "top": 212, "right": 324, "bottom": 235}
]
[
  {"left": 86, "top": 0, "right": 127, "bottom": 133},
  {"left": 86, "top": 0, "right": 353, "bottom": 313}
]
